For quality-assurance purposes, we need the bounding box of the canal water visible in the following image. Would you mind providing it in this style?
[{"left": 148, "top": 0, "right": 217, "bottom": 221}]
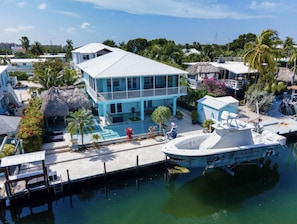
[{"left": 1, "top": 139, "right": 297, "bottom": 223}]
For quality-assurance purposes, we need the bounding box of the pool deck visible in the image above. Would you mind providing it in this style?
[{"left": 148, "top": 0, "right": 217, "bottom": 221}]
[{"left": 44, "top": 109, "right": 202, "bottom": 183}]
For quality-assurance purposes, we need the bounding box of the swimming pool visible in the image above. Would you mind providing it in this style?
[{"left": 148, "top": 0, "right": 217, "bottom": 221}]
[{"left": 76, "top": 119, "right": 158, "bottom": 142}]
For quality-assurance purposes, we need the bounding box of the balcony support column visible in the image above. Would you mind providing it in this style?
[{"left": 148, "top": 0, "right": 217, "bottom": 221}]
[
  {"left": 172, "top": 97, "right": 177, "bottom": 116},
  {"left": 140, "top": 100, "right": 144, "bottom": 121}
]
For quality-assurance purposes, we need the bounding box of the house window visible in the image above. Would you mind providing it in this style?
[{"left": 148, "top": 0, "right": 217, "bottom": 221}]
[
  {"left": 117, "top": 103, "right": 122, "bottom": 112},
  {"left": 110, "top": 103, "right": 122, "bottom": 113},
  {"left": 144, "top": 100, "right": 152, "bottom": 108},
  {"left": 128, "top": 78, "right": 137, "bottom": 89},
  {"left": 83, "top": 55, "right": 89, "bottom": 60},
  {"left": 144, "top": 77, "right": 153, "bottom": 89},
  {"left": 113, "top": 79, "right": 119, "bottom": 87},
  {"left": 110, "top": 104, "right": 115, "bottom": 113}
]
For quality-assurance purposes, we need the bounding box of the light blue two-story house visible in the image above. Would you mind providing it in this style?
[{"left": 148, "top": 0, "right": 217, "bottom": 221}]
[
  {"left": 0, "top": 65, "right": 21, "bottom": 115},
  {"left": 72, "top": 43, "right": 188, "bottom": 125}
]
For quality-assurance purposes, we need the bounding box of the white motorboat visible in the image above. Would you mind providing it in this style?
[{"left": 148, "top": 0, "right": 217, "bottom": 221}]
[{"left": 162, "top": 111, "right": 287, "bottom": 175}]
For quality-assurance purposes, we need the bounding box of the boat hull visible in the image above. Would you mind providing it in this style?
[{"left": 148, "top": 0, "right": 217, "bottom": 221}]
[{"left": 165, "top": 144, "right": 283, "bottom": 169}]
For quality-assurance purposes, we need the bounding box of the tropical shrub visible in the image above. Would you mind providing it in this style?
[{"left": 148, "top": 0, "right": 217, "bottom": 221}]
[
  {"left": 18, "top": 98, "right": 44, "bottom": 152},
  {"left": 199, "top": 78, "right": 227, "bottom": 97},
  {"left": 203, "top": 119, "right": 215, "bottom": 132},
  {"left": 0, "top": 144, "right": 15, "bottom": 159},
  {"left": 151, "top": 106, "right": 172, "bottom": 135},
  {"left": 175, "top": 110, "right": 184, "bottom": 119},
  {"left": 191, "top": 110, "right": 198, "bottom": 124},
  {"left": 9, "top": 71, "right": 28, "bottom": 81}
]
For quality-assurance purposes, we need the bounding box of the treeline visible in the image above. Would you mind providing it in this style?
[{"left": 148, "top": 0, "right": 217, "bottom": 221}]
[{"left": 1, "top": 31, "right": 296, "bottom": 70}]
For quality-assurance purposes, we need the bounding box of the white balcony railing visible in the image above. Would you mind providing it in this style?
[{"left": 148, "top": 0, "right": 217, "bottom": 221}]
[
  {"left": 86, "top": 86, "right": 187, "bottom": 102},
  {"left": 222, "top": 79, "right": 247, "bottom": 90}
]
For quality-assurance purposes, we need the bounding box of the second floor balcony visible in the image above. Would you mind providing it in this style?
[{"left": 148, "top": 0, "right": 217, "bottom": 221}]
[
  {"left": 222, "top": 79, "right": 248, "bottom": 90},
  {"left": 86, "top": 85, "right": 187, "bottom": 102}
]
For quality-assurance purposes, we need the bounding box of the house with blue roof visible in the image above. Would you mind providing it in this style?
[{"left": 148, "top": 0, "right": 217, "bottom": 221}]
[{"left": 72, "top": 43, "right": 188, "bottom": 125}]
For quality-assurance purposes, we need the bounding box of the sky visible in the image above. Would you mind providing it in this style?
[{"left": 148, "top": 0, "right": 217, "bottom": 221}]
[{"left": 1, "top": 0, "right": 297, "bottom": 48}]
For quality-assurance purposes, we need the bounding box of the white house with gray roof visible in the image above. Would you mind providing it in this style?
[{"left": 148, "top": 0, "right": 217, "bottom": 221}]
[{"left": 72, "top": 43, "right": 188, "bottom": 125}]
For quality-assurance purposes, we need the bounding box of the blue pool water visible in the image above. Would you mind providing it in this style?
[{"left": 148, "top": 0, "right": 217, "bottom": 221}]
[
  {"left": 76, "top": 119, "right": 158, "bottom": 142},
  {"left": 104, "top": 120, "right": 157, "bottom": 137}
]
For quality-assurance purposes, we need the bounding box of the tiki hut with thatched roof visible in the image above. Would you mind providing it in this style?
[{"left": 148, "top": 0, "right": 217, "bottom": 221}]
[
  {"left": 41, "top": 87, "right": 69, "bottom": 127},
  {"left": 41, "top": 86, "right": 92, "bottom": 128},
  {"left": 186, "top": 62, "right": 220, "bottom": 89},
  {"left": 63, "top": 88, "right": 91, "bottom": 111}
]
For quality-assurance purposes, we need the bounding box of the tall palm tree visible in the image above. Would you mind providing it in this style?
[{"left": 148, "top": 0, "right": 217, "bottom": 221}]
[
  {"left": 59, "top": 67, "right": 80, "bottom": 86},
  {"left": 151, "top": 106, "right": 172, "bottom": 135},
  {"left": 31, "top": 41, "right": 44, "bottom": 57},
  {"left": 65, "top": 39, "right": 73, "bottom": 62},
  {"left": 243, "top": 29, "right": 281, "bottom": 82},
  {"left": 289, "top": 48, "right": 297, "bottom": 85},
  {"left": 66, "top": 109, "right": 95, "bottom": 148},
  {"left": 20, "top": 36, "right": 30, "bottom": 55}
]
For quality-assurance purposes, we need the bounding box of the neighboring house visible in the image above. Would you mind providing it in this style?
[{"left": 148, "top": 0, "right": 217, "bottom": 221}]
[
  {"left": 0, "top": 66, "right": 21, "bottom": 115},
  {"left": 197, "top": 95, "right": 239, "bottom": 124},
  {"left": 209, "top": 60, "right": 258, "bottom": 90},
  {"left": 39, "top": 53, "right": 66, "bottom": 62},
  {"left": 182, "top": 48, "right": 201, "bottom": 56},
  {"left": 186, "top": 62, "right": 220, "bottom": 89},
  {"left": 7, "top": 58, "right": 46, "bottom": 76},
  {"left": 72, "top": 43, "right": 188, "bottom": 125}
]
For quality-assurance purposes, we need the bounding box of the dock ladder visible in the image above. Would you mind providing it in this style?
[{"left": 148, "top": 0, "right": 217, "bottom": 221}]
[{"left": 52, "top": 175, "right": 63, "bottom": 195}]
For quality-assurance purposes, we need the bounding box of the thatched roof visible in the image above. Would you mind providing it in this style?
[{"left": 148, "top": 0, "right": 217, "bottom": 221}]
[
  {"left": 64, "top": 88, "right": 91, "bottom": 111},
  {"left": 41, "top": 87, "right": 92, "bottom": 117},
  {"left": 186, "top": 62, "right": 220, "bottom": 75},
  {"left": 41, "top": 87, "right": 69, "bottom": 117}
]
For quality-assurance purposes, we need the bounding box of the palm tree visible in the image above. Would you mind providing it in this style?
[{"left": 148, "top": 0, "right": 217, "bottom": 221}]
[
  {"left": 31, "top": 41, "right": 44, "bottom": 57},
  {"left": 66, "top": 109, "right": 95, "bottom": 148},
  {"left": 151, "top": 106, "right": 172, "bottom": 135},
  {"left": 60, "top": 67, "right": 80, "bottom": 86},
  {"left": 0, "top": 56, "right": 10, "bottom": 65},
  {"left": 20, "top": 36, "right": 30, "bottom": 55},
  {"left": 243, "top": 29, "right": 281, "bottom": 83},
  {"left": 289, "top": 48, "right": 297, "bottom": 85},
  {"left": 65, "top": 39, "right": 73, "bottom": 62}
]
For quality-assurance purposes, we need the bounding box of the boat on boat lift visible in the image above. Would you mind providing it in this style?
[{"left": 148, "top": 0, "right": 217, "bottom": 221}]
[{"left": 162, "top": 111, "right": 287, "bottom": 175}]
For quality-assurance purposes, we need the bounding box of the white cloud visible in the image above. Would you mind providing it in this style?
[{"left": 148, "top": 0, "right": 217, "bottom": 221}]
[
  {"left": 81, "top": 22, "right": 90, "bottom": 29},
  {"left": 53, "top": 10, "right": 81, "bottom": 18},
  {"left": 75, "top": 0, "right": 260, "bottom": 19},
  {"left": 17, "top": 2, "right": 26, "bottom": 7},
  {"left": 66, "top": 27, "right": 76, "bottom": 33},
  {"left": 249, "top": 1, "right": 278, "bottom": 10},
  {"left": 5, "top": 25, "right": 34, "bottom": 32},
  {"left": 38, "top": 3, "right": 47, "bottom": 10}
]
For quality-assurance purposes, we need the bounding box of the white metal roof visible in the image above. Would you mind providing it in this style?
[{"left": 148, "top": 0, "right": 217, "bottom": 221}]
[
  {"left": 72, "top": 42, "right": 114, "bottom": 54},
  {"left": 209, "top": 61, "right": 257, "bottom": 74},
  {"left": 217, "top": 96, "right": 239, "bottom": 105},
  {"left": 10, "top": 58, "right": 46, "bottom": 63},
  {"left": 0, "top": 115, "right": 21, "bottom": 135},
  {"left": 77, "top": 48, "right": 188, "bottom": 78},
  {"left": 39, "top": 53, "right": 65, "bottom": 58},
  {"left": 0, "top": 65, "right": 8, "bottom": 74},
  {"left": 0, "top": 151, "right": 45, "bottom": 167},
  {"left": 198, "top": 95, "right": 238, "bottom": 110}
]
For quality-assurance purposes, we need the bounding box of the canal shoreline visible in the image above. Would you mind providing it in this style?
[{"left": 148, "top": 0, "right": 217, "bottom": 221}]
[{"left": 1, "top": 100, "right": 297, "bottom": 207}]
